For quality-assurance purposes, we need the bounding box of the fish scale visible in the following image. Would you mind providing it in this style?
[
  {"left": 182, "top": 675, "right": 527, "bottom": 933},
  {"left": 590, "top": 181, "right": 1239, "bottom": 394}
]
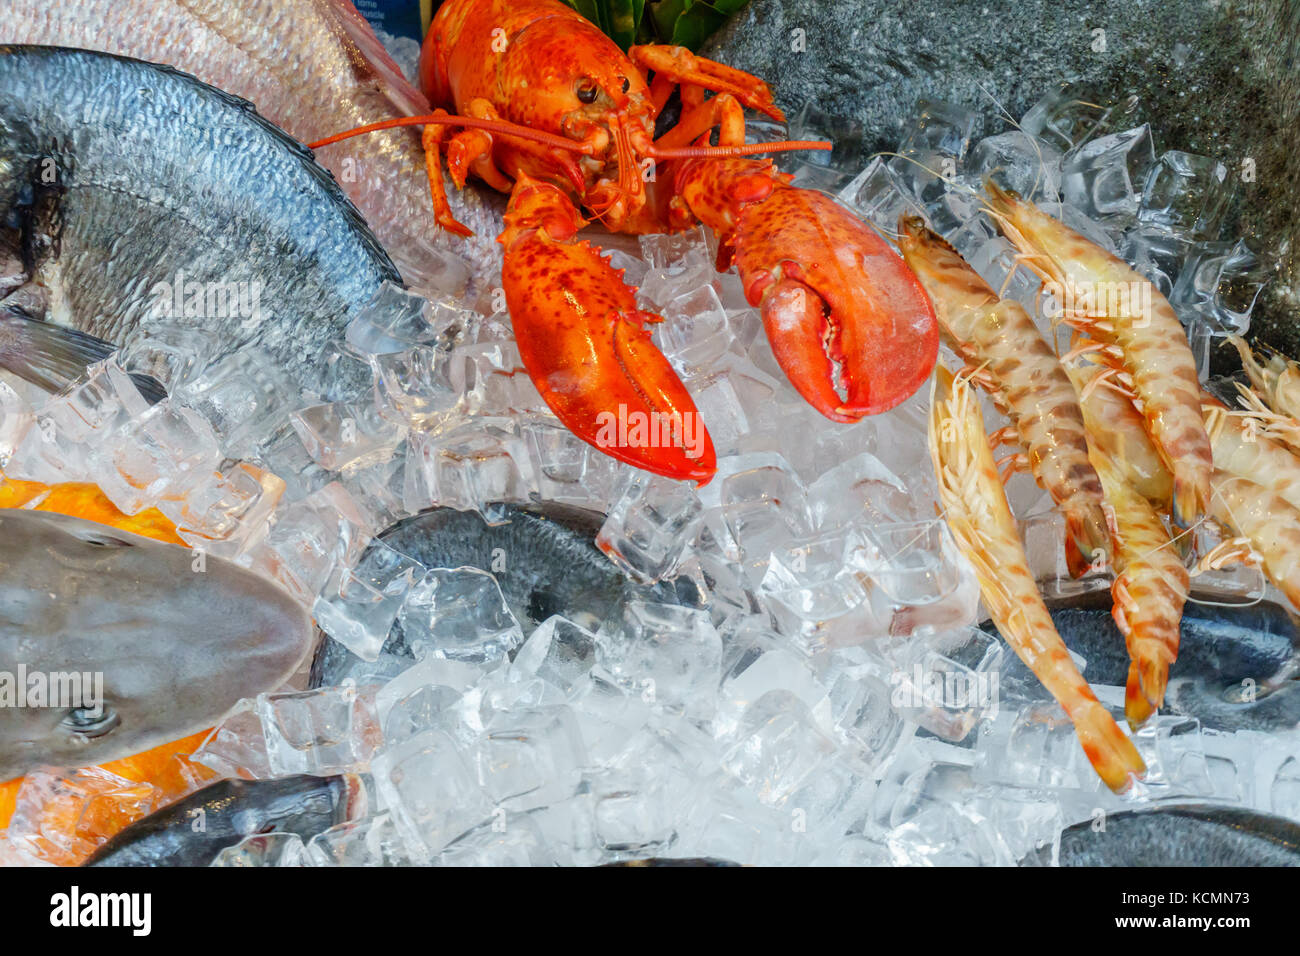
[
  {"left": 0, "top": 0, "right": 503, "bottom": 293},
  {"left": 0, "top": 45, "right": 401, "bottom": 400}
]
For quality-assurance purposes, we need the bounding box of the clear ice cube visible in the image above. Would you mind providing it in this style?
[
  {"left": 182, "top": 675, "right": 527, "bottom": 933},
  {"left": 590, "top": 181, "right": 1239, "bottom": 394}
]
[{"left": 397, "top": 566, "right": 524, "bottom": 664}]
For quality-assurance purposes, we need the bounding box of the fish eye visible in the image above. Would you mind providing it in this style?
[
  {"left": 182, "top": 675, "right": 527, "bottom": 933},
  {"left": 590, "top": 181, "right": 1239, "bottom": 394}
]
[
  {"left": 576, "top": 80, "right": 599, "bottom": 104},
  {"left": 62, "top": 705, "right": 119, "bottom": 739}
]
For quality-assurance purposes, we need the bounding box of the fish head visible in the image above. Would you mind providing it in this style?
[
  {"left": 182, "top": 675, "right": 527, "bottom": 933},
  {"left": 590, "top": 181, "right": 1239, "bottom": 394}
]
[{"left": 0, "top": 509, "right": 313, "bottom": 780}]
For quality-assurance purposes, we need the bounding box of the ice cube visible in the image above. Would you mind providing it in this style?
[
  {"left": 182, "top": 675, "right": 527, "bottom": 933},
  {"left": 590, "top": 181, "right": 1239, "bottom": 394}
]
[
  {"left": 177, "top": 348, "right": 295, "bottom": 457},
  {"left": 265, "top": 481, "right": 373, "bottom": 605},
  {"left": 969, "top": 131, "right": 1063, "bottom": 201},
  {"left": 210, "top": 832, "right": 307, "bottom": 867},
  {"left": 1061, "top": 124, "right": 1155, "bottom": 228},
  {"left": 1139, "top": 150, "right": 1235, "bottom": 239},
  {"left": 255, "top": 684, "right": 383, "bottom": 777},
  {"left": 511, "top": 616, "right": 600, "bottom": 699},
  {"left": 397, "top": 566, "right": 524, "bottom": 664},
  {"left": 597, "top": 601, "right": 722, "bottom": 721},
  {"left": 434, "top": 816, "right": 551, "bottom": 865},
  {"left": 1020, "top": 86, "right": 1137, "bottom": 153},
  {"left": 469, "top": 705, "right": 587, "bottom": 811},
  {"left": 306, "top": 812, "right": 410, "bottom": 866},
  {"left": 403, "top": 420, "right": 535, "bottom": 513},
  {"left": 1120, "top": 228, "right": 1192, "bottom": 298},
  {"left": 597, "top": 472, "right": 703, "bottom": 583},
  {"left": 371, "top": 729, "right": 495, "bottom": 860},
  {"left": 345, "top": 280, "right": 474, "bottom": 355},
  {"left": 191, "top": 700, "right": 275, "bottom": 780},
  {"left": 118, "top": 321, "right": 219, "bottom": 392},
  {"left": 838, "top": 158, "right": 926, "bottom": 240},
  {"left": 162, "top": 460, "right": 285, "bottom": 558},
  {"left": 720, "top": 461, "right": 813, "bottom": 585},
  {"left": 898, "top": 100, "right": 980, "bottom": 162},
  {"left": 93, "top": 399, "right": 222, "bottom": 516},
  {"left": 717, "top": 638, "right": 834, "bottom": 739},
  {"left": 7, "top": 767, "right": 160, "bottom": 867},
  {"left": 1169, "top": 238, "right": 1265, "bottom": 335},
  {"left": 370, "top": 346, "right": 458, "bottom": 426},
  {"left": 314, "top": 539, "right": 424, "bottom": 662},
  {"left": 883, "top": 629, "right": 1004, "bottom": 742},
  {"left": 654, "top": 284, "right": 734, "bottom": 373},
  {"left": 720, "top": 690, "right": 838, "bottom": 807},
  {"left": 290, "top": 401, "right": 405, "bottom": 472}
]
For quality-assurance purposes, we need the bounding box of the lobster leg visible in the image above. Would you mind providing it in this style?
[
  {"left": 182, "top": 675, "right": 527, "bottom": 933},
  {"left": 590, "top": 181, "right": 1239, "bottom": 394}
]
[
  {"left": 627, "top": 45, "right": 784, "bottom": 121},
  {"left": 499, "top": 174, "right": 717, "bottom": 483},
  {"left": 675, "top": 159, "right": 939, "bottom": 419}
]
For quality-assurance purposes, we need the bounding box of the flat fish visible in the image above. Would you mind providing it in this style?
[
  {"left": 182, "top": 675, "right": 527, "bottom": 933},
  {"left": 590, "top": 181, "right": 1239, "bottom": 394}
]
[
  {"left": 83, "top": 775, "right": 361, "bottom": 866},
  {"left": 309, "top": 503, "right": 702, "bottom": 688},
  {"left": 0, "top": 46, "right": 400, "bottom": 402},
  {"left": 0, "top": 0, "right": 503, "bottom": 293},
  {"left": 0, "top": 509, "right": 314, "bottom": 780},
  {"left": 982, "top": 589, "right": 1300, "bottom": 731},
  {"left": 1028, "top": 804, "right": 1300, "bottom": 866}
]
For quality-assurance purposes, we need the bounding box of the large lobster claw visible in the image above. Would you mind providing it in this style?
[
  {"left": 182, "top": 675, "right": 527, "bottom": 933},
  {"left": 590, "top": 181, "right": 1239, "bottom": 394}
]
[
  {"left": 677, "top": 160, "right": 939, "bottom": 420},
  {"left": 499, "top": 175, "right": 717, "bottom": 484}
]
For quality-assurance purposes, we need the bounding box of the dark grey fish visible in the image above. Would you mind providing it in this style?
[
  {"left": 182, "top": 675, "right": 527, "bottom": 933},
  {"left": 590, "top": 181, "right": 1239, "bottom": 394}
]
[
  {"left": 309, "top": 503, "right": 701, "bottom": 688},
  {"left": 1029, "top": 804, "right": 1300, "bottom": 866},
  {"left": 981, "top": 589, "right": 1300, "bottom": 732},
  {"left": 83, "top": 775, "right": 361, "bottom": 867},
  {"left": 0, "top": 509, "right": 314, "bottom": 779},
  {"left": 0, "top": 46, "right": 400, "bottom": 402}
]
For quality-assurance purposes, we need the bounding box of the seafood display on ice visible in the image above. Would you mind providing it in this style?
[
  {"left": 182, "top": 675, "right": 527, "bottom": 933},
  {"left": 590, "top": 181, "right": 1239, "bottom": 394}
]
[
  {"left": 311, "top": 0, "right": 938, "bottom": 482},
  {"left": 0, "top": 0, "right": 1298, "bottom": 869}
]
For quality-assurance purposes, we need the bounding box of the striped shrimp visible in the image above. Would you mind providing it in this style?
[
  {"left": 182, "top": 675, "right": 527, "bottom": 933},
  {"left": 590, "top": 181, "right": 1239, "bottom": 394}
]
[
  {"left": 930, "top": 363, "right": 1145, "bottom": 792},
  {"left": 898, "top": 215, "right": 1109, "bottom": 572},
  {"left": 1089, "top": 448, "right": 1189, "bottom": 729},
  {"left": 1226, "top": 335, "right": 1300, "bottom": 451},
  {"left": 1206, "top": 470, "right": 1300, "bottom": 609},
  {"left": 1063, "top": 355, "right": 1173, "bottom": 506},
  {"left": 1204, "top": 397, "right": 1300, "bottom": 512},
  {"left": 983, "top": 181, "right": 1212, "bottom": 528}
]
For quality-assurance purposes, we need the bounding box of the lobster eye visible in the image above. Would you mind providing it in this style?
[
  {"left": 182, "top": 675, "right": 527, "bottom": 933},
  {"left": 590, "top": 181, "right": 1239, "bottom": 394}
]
[
  {"left": 620, "top": 76, "right": 630, "bottom": 94},
  {"left": 576, "top": 81, "right": 599, "bottom": 104}
]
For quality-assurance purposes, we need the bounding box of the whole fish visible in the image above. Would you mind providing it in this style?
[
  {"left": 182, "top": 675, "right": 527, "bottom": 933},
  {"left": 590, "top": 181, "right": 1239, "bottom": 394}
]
[
  {"left": 0, "top": 46, "right": 400, "bottom": 402},
  {"left": 0, "top": 0, "right": 502, "bottom": 293},
  {"left": 310, "top": 503, "right": 702, "bottom": 687},
  {"left": 0, "top": 509, "right": 313, "bottom": 780},
  {"left": 983, "top": 590, "right": 1300, "bottom": 732},
  {"left": 83, "top": 775, "right": 362, "bottom": 866},
  {"left": 1030, "top": 805, "right": 1300, "bottom": 866}
]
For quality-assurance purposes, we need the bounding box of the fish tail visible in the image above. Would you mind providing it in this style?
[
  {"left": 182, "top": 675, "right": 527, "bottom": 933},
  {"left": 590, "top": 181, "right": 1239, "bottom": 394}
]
[{"left": 1071, "top": 698, "right": 1146, "bottom": 793}]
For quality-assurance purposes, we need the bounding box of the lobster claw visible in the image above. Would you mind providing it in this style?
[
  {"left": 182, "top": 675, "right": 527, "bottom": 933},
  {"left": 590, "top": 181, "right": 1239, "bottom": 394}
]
[
  {"left": 679, "top": 161, "right": 939, "bottom": 420},
  {"left": 499, "top": 176, "right": 717, "bottom": 484},
  {"left": 739, "top": 188, "right": 939, "bottom": 419}
]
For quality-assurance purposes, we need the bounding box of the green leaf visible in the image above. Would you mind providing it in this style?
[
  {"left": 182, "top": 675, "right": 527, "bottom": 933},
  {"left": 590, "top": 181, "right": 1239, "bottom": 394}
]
[
  {"left": 649, "top": 0, "right": 690, "bottom": 43},
  {"left": 607, "top": 0, "right": 640, "bottom": 50},
  {"left": 671, "top": 2, "right": 729, "bottom": 50},
  {"left": 559, "top": 0, "right": 604, "bottom": 31}
]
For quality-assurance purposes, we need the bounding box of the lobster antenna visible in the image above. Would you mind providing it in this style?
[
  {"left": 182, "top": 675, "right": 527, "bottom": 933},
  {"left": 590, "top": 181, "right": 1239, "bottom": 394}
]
[
  {"left": 646, "top": 140, "right": 831, "bottom": 159},
  {"left": 308, "top": 114, "right": 600, "bottom": 154}
]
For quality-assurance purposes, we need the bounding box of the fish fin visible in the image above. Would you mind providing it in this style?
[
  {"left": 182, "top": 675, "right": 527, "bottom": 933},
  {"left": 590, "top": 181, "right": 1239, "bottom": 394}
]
[
  {"left": 0, "top": 309, "right": 116, "bottom": 393},
  {"left": 0, "top": 311, "right": 165, "bottom": 403},
  {"left": 127, "top": 372, "right": 168, "bottom": 405}
]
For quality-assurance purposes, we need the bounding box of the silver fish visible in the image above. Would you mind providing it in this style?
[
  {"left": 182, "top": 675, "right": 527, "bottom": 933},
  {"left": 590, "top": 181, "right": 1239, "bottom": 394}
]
[
  {"left": 0, "top": 0, "right": 503, "bottom": 294},
  {"left": 0, "top": 509, "right": 313, "bottom": 780},
  {"left": 0, "top": 45, "right": 402, "bottom": 402}
]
